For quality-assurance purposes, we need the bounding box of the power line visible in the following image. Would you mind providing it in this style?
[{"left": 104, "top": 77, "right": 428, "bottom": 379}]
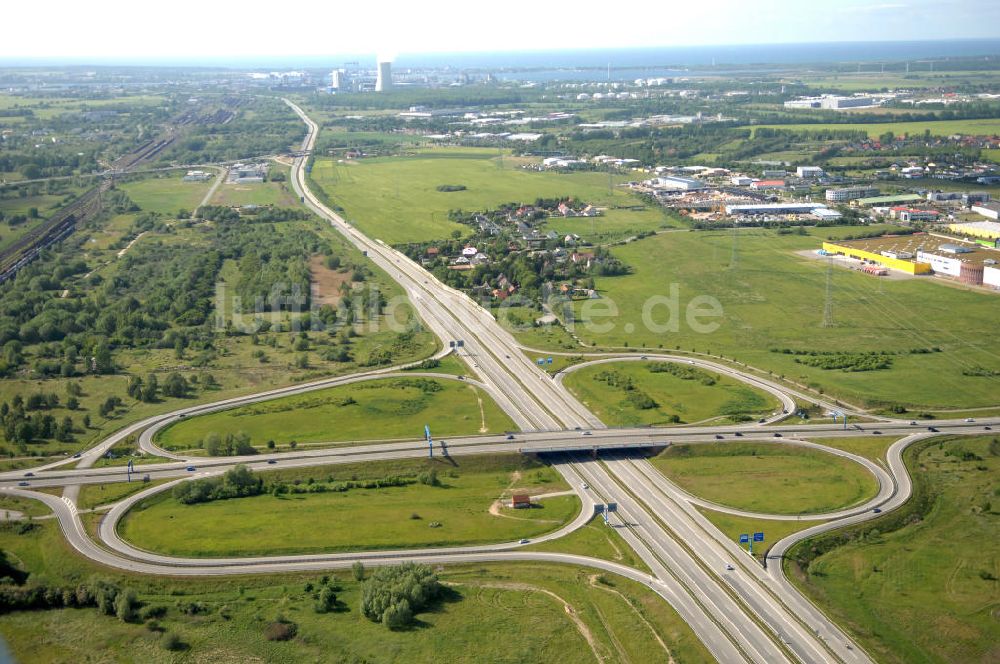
[
  {"left": 821, "top": 257, "right": 834, "bottom": 328},
  {"left": 730, "top": 222, "right": 739, "bottom": 271}
]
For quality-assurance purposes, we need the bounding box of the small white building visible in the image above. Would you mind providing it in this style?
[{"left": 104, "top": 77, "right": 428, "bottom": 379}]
[
  {"left": 731, "top": 176, "right": 753, "bottom": 186},
  {"left": 796, "top": 166, "right": 824, "bottom": 178}
]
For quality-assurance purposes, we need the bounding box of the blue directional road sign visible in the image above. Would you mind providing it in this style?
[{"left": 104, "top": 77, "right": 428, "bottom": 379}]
[
  {"left": 753, "top": 532, "right": 765, "bottom": 543},
  {"left": 546, "top": 357, "right": 553, "bottom": 364},
  {"left": 606, "top": 502, "right": 618, "bottom": 513},
  {"left": 739, "top": 533, "right": 750, "bottom": 544},
  {"left": 593, "top": 504, "right": 605, "bottom": 515},
  {"left": 537, "top": 359, "right": 545, "bottom": 365}
]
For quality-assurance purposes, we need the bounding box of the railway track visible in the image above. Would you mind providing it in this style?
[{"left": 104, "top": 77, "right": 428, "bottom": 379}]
[
  {"left": 1, "top": 96, "right": 246, "bottom": 283},
  {"left": 0, "top": 183, "right": 106, "bottom": 282}
]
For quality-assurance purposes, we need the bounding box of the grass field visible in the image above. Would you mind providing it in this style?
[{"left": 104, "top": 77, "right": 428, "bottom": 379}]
[
  {"left": 526, "top": 515, "right": 651, "bottom": 574},
  {"left": 120, "top": 454, "right": 576, "bottom": 556},
  {"left": 650, "top": 443, "right": 878, "bottom": 515},
  {"left": 0, "top": 519, "right": 711, "bottom": 664},
  {"left": 309, "top": 147, "right": 671, "bottom": 244},
  {"left": 208, "top": 180, "right": 299, "bottom": 208},
  {"left": 806, "top": 435, "right": 902, "bottom": 464},
  {"left": 155, "top": 376, "right": 515, "bottom": 451},
  {"left": 120, "top": 175, "right": 213, "bottom": 215},
  {"left": 750, "top": 118, "right": 1000, "bottom": 138},
  {"left": 697, "top": 508, "right": 825, "bottom": 564},
  {"left": 788, "top": 435, "right": 1000, "bottom": 663},
  {"left": 563, "top": 360, "right": 779, "bottom": 426},
  {"left": 77, "top": 479, "right": 172, "bottom": 511},
  {"left": 561, "top": 227, "right": 1000, "bottom": 409},
  {"left": 791, "top": 70, "right": 1000, "bottom": 92}
]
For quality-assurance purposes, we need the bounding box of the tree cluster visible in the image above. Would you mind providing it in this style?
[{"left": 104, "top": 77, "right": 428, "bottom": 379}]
[
  {"left": 360, "top": 562, "right": 442, "bottom": 629},
  {"left": 171, "top": 464, "right": 263, "bottom": 504}
]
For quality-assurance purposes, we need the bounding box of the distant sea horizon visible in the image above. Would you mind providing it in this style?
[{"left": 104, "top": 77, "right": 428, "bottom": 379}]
[{"left": 2, "top": 38, "right": 999, "bottom": 75}]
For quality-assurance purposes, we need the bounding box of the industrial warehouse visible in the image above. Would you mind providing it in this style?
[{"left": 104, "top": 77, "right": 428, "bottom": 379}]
[{"left": 820, "top": 233, "right": 1000, "bottom": 288}]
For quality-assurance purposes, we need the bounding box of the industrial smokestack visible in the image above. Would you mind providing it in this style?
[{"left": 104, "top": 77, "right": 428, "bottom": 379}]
[{"left": 375, "top": 61, "right": 392, "bottom": 92}]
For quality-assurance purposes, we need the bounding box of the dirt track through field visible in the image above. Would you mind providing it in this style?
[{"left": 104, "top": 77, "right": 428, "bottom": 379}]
[{"left": 447, "top": 580, "right": 604, "bottom": 663}]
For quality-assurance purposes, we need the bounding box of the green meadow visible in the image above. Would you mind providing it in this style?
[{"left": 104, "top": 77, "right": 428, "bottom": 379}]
[
  {"left": 120, "top": 455, "right": 576, "bottom": 556},
  {"left": 309, "top": 148, "right": 671, "bottom": 244},
  {"left": 751, "top": 117, "right": 1000, "bottom": 138},
  {"left": 788, "top": 435, "right": 1000, "bottom": 663},
  {"left": 651, "top": 443, "right": 878, "bottom": 515},
  {"left": 120, "top": 175, "right": 213, "bottom": 215},
  {"left": 562, "top": 360, "right": 779, "bottom": 426},
  {"left": 155, "top": 377, "right": 515, "bottom": 450},
  {"left": 565, "top": 228, "right": 1000, "bottom": 409},
  {"left": 0, "top": 519, "right": 710, "bottom": 664}
]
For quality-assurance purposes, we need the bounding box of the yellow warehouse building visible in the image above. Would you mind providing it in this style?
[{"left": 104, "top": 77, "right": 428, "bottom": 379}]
[{"left": 821, "top": 242, "right": 932, "bottom": 275}]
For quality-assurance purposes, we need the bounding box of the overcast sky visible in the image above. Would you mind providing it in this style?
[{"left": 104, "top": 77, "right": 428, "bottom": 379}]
[{"left": 2, "top": 0, "right": 998, "bottom": 61}]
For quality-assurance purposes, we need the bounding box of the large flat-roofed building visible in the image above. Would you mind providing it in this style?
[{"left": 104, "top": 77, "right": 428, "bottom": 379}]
[
  {"left": 227, "top": 163, "right": 267, "bottom": 184},
  {"left": 826, "top": 186, "right": 879, "bottom": 202},
  {"left": 823, "top": 233, "right": 998, "bottom": 280},
  {"left": 822, "top": 241, "right": 931, "bottom": 275},
  {"left": 784, "top": 95, "right": 880, "bottom": 110},
  {"left": 796, "top": 166, "right": 824, "bottom": 178},
  {"left": 854, "top": 193, "right": 924, "bottom": 207},
  {"left": 655, "top": 175, "right": 706, "bottom": 191},
  {"left": 726, "top": 202, "right": 827, "bottom": 215},
  {"left": 950, "top": 220, "right": 1000, "bottom": 239}
]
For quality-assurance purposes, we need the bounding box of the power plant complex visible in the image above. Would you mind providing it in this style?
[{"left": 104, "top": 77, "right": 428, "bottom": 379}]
[{"left": 329, "top": 59, "right": 393, "bottom": 93}]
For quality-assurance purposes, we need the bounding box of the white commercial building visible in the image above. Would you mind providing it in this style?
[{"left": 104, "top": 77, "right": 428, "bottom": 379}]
[
  {"left": 784, "top": 95, "right": 880, "bottom": 110},
  {"left": 725, "top": 203, "right": 828, "bottom": 215},
  {"left": 972, "top": 203, "right": 1000, "bottom": 220},
  {"left": 655, "top": 176, "right": 706, "bottom": 191},
  {"left": 796, "top": 166, "right": 824, "bottom": 178},
  {"left": 812, "top": 208, "right": 843, "bottom": 221},
  {"left": 917, "top": 250, "right": 961, "bottom": 276},
  {"left": 985, "top": 265, "right": 1000, "bottom": 288},
  {"left": 825, "top": 186, "right": 879, "bottom": 202},
  {"left": 731, "top": 176, "right": 753, "bottom": 186}
]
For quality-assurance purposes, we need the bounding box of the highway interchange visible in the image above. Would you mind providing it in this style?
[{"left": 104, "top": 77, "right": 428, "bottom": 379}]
[{"left": 1, "top": 99, "right": 995, "bottom": 663}]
